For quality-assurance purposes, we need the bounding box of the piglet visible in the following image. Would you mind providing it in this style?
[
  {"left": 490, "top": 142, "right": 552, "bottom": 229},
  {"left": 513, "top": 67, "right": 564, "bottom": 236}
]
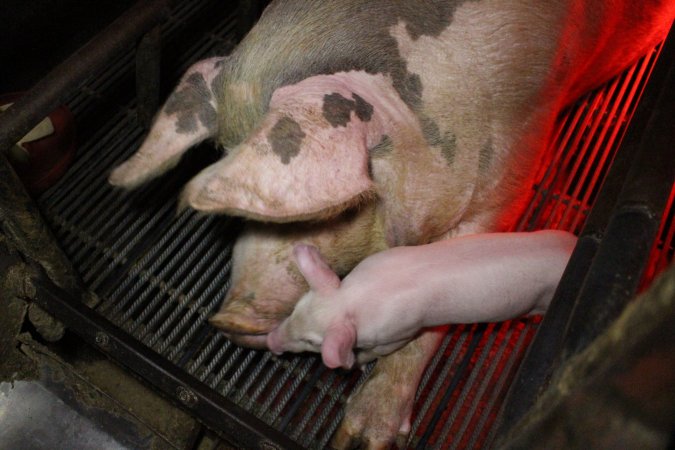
[{"left": 267, "top": 230, "right": 576, "bottom": 369}]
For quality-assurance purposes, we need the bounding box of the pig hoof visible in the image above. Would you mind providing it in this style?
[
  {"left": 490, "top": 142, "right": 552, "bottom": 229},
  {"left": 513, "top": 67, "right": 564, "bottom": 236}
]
[
  {"left": 108, "top": 163, "right": 134, "bottom": 188},
  {"left": 330, "top": 371, "right": 414, "bottom": 450}
]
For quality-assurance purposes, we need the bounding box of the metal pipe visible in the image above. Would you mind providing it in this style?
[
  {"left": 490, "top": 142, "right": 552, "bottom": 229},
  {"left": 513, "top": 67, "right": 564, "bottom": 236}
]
[
  {"left": 0, "top": 0, "right": 168, "bottom": 155},
  {"left": 236, "top": 0, "right": 264, "bottom": 40},
  {"left": 136, "top": 26, "right": 163, "bottom": 128}
]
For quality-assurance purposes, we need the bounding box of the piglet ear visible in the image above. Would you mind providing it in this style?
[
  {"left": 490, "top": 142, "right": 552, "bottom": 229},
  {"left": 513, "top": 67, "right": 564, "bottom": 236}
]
[
  {"left": 109, "top": 57, "right": 225, "bottom": 189},
  {"left": 293, "top": 244, "right": 340, "bottom": 294},
  {"left": 321, "top": 322, "right": 357, "bottom": 369}
]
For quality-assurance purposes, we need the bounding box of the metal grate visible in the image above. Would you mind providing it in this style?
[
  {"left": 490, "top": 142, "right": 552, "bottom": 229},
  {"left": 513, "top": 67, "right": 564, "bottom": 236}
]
[
  {"left": 35, "top": 1, "right": 671, "bottom": 448},
  {"left": 640, "top": 183, "right": 675, "bottom": 292}
]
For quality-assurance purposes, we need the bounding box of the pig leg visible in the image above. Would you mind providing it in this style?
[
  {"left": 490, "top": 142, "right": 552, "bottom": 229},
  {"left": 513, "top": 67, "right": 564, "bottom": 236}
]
[
  {"left": 109, "top": 57, "right": 225, "bottom": 189},
  {"left": 333, "top": 328, "right": 446, "bottom": 450}
]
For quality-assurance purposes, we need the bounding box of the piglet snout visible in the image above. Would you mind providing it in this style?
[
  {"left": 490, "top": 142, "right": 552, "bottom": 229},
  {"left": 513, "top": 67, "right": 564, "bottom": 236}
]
[{"left": 266, "top": 327, "right": 285, "bottom": 355}]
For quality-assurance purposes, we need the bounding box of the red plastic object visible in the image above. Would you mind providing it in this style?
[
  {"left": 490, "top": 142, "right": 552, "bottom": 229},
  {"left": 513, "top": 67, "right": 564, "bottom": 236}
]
[{"left": 1, "top": 92, "right": 77, "bottom": 195}]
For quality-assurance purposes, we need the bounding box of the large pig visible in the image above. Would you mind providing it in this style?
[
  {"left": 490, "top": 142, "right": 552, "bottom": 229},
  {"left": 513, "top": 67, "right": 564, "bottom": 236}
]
[
  {"left": 108, "top": 0, "right": 675, "bottom": 447},
  {"left": 267, "top": 231, "right": 577, "bottom": 368}
]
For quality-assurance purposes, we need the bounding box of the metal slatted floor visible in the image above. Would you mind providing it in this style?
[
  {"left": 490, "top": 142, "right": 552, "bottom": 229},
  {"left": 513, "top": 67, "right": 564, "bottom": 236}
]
[{"left": 35, "top": 1, "right": 671, "bottom": 448}]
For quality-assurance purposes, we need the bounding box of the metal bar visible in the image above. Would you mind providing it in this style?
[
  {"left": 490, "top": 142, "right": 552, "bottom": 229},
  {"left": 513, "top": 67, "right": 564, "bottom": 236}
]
[
  {"left": 279, "top": 364, "right": 327, "bottom": 432},
  {"left": 493, "top": 26, "right": 673, "bottom": 442},
  {"left": 28, "top": 267, "right": 303, "bottom": 450},
  {"left": 444, "top": 323, "right": 500, "bottom": 449},
  {"left": 516, "top": 103, "right": 581, "bottom": 231},
  {"left": 136, "top": 26, "right": 162, "bottom": 128},
  {"left": 449, "top": 321, "right": 516, "bottom": 448},
  {"left": 290, "top": 369, "right": 337, "bottom": 440},
  {"left": 0, "top": 0, "right": 169, "bottom": 156},
  {"left": 542, "top": 93, "right": 606, "bottom": 229},
  {"left": 568, "top": 53, "right": 654, "bottom": 232},
  {"left": 194, "top": 335, "right": 230, "bottom": 380},
  {"left": 416, "top": 324, "right": 486, "bottom": 449},
  {"left": 408, "top": 326, "right": 469, "bottom": 443},
  {"left": 466, "top": 320, "right": 536, "bottom": 449},
  {"left": 271, "top": 358, "right": 318, "bottom": 421},
  {"left": 562, "top": 31, "right": 675, "bottom": 355},
  {"left": 260, "top": 358, "right": 302, "bottom": 415},
  {"left": 236, "top": 0, "right": 263, "bottom": 40}
]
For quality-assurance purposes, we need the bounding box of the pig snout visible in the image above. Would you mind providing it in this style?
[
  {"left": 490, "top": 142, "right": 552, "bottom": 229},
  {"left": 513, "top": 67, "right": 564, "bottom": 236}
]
[
  {"left": 209, "top": 300, "right": 291, "bottom": 349},
  {"left": 209, "top": 288, "right": 295, "bottom": 349},
  {"left": 209, "top": 304, "right": 284, "bottom": 335}
]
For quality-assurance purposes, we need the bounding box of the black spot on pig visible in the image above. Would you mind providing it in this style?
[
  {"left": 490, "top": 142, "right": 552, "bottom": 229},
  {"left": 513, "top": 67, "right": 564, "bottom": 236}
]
[
  {"left": 368, "top": 134, "right": 393, "bottom": 159},
  {"left": 479, "top": 137, "right": 494, "bottom": 172},
  {"left": 420, "top": 116, "right": 441, "bottom": 145},
  {"left": 353, "top": 94, "right": 374, "bottom": 122},
  {"left": 220, "top": 0, "right": 476, "bottom": 140},
  {"left": 395, "top": 72, "right": 424, "bottom": 109},
  {"left": 323, "top": 92, "right": 374, "bottom": 127},
  {"left": 323, "top": 93, "right": 356, "bottom": 127},
  {"left": 420, "top": 116, "right": 457, "bottom": 165},
  {"left": 165, "top": 73, "right": 217, "bottom": 134},
  {"left": 405, "top": 0, "right": 481, "bottom": 40},
  {"left": 440, "top": 131, "right": 457, "bottom": 165},
  {"left": 268, "top": 116, "right": 306, "bottom": 164}
]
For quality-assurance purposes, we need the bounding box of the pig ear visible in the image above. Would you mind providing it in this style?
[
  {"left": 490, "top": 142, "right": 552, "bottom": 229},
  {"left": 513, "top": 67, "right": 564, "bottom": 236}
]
[
  {"left": 109, "top": 57, "right": 225, "bottom": 189},
  {"left": 179, "top": 110, "right": 375, "bottom": 222},
  {"left": 293, "top": 244, "right": 340, "bottom": 294},
  {"left": 321, "top": 322, "right": 356, "bottom": 369}
]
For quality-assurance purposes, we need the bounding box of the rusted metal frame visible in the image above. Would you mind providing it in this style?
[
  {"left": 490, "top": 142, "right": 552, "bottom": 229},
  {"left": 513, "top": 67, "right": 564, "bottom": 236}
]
[{"left": 494, "top": 24, "right": 675, "bottom": 442}]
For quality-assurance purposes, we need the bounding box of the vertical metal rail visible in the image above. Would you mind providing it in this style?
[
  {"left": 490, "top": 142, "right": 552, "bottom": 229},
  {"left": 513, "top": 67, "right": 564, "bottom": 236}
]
[{"left": 136, "top": 26, "right": 163, "bottom": 128}]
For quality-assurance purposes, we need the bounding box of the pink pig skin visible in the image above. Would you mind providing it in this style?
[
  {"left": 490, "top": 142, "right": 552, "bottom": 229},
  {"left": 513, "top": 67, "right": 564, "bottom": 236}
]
[{"left": 267, "top": 230, "right": 576, "bottom": 369}]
